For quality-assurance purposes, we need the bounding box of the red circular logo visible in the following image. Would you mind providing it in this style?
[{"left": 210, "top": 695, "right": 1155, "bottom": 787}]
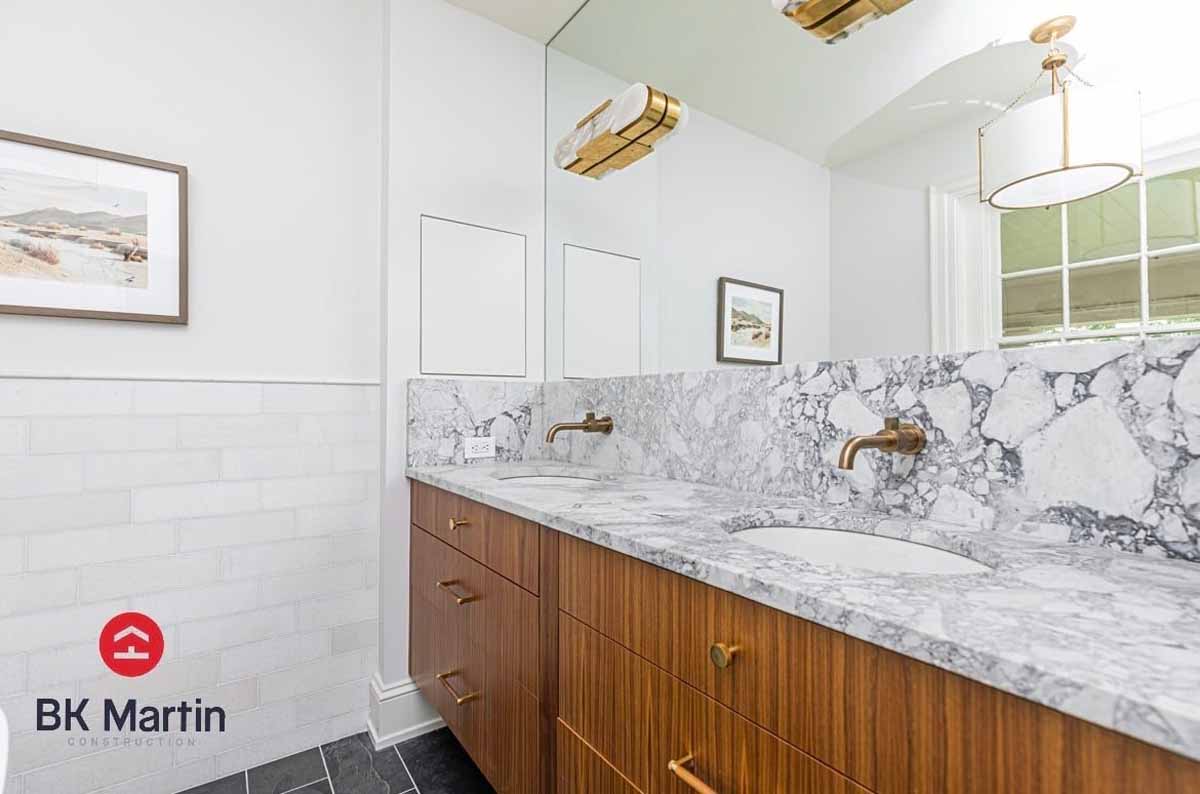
[{"left": 99, "top": 612, "right": 164, "bottom": 677}]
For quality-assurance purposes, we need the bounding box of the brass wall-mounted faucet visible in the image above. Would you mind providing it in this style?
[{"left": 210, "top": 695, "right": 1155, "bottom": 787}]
[
  {"left": 837, "top": 417, "right": 926, "bottom": 470},
  {"left": 545, "top": 411, "right": 614, "bottom": 443}
]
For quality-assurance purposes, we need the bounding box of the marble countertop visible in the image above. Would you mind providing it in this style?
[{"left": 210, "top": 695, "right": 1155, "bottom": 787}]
[{"left": 407, "top": 462, "right": 1200, "bottom": 762}]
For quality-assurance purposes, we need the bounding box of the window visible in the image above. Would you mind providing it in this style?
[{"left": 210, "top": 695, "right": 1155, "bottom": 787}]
[{"left": 998, "top": 166, "right": 1200, "bottom": 347}]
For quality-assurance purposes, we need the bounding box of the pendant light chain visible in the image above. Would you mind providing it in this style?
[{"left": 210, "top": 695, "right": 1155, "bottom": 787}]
[
  {"left": 1061, "top": 62, "right": 1096, "bottom": 89},
  {"left": 981, "top": 69, "right": 1047, "bottom": 132}
]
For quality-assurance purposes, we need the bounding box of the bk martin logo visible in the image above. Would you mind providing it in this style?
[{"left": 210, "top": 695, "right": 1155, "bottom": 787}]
[
  {"left": 98, "top": 612, "right": 164, "bottom": 677},
  {"left": 37, "top": 612, "right": 226, "bottom": 737}
]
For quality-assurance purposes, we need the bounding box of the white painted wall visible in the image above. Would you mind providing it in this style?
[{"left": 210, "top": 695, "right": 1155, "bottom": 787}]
[
  {"left": 419, "top": 217, "right": 528, "bottom": 377},
  {"left": 546, "top": 51, "right": 832, "bottom": 377},
  {"left": 0, "top": 4, "right": 387, "bottom": 793},
  {"left": 829, "top": 171, "right": 930, "bottom": 359},
  {"left": 379, "top": 0, "right": 546, "bottom": 737},
  {"left": 0, "top": 0, "right": 382, "bottom": 383},
  {"left": 545, "top": 50, "right": 661, "bottom": 381},
  {"left": 654, "top": 109, "right": 832, "bottom": 371}
]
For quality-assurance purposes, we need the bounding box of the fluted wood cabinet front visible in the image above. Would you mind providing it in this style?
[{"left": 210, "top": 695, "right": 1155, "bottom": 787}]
[
  {"left": 558, "top": 610, "right": 869, "bottom": 794},
  {"left": 557, "top": 533, "right": 1200, "bottom": 794},
  {"left": 409, "top": 512, "right": 542, "bottom": 793}
]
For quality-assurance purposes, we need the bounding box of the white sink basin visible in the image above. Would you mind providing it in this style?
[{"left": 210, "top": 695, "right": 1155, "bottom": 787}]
[
  {"left": 736, "top": 526, "right": 990, "bottom": 575},
  {"left": 494, "top": 474, "right": 603, "bottom": 486}
]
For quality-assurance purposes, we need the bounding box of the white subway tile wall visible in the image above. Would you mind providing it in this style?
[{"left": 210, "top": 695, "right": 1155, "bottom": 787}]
[{"left": 0, "top": 378, "right": 381, "bottom": 794}]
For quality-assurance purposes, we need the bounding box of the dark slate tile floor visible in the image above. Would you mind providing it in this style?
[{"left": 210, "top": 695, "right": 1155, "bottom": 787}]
[{"left": 177, "top": 727, "right": 493, "bottom": 794}]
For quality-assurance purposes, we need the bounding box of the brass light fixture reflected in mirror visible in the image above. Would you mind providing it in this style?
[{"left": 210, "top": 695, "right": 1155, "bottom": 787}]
[
  {"left": 772, "top": 0, "right": 916, "bottom": 44},
  {"left": 555, "top": 83, "right": 687, "bottom": 180},
  {"left": 978, "top": 15, "right": 1143, "bottom": 210}
]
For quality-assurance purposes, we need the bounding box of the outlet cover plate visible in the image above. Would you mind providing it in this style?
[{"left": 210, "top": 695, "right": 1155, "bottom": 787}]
[{"left": 464, "top": 436, "right": 496, "bottom": 460}]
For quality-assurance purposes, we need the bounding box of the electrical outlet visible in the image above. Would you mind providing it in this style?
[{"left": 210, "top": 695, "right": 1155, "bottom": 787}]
[{"left": 464, "top": 436, "right": 496, "bottom": 460}]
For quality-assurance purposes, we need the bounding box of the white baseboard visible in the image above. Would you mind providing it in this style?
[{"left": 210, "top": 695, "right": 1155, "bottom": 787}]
[{"left": 367, "top": 673, "right": 444, "bottom": 751}]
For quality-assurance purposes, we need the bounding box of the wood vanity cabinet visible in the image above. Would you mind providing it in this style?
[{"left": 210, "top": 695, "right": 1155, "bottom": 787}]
[
  {"left": 410, "top": 482, "right": 1200, "bottom": 794},
  {"left": 556, "top": 534, "right": 1200, "bottom": 794},
  {"left": 409, "top": 482, "right": 545, "bottom": 794}
]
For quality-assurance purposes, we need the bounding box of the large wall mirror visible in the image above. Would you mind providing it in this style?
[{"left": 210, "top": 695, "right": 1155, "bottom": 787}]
[{"left": 544, "top": 0, "right": 1200, "bottom": 380}]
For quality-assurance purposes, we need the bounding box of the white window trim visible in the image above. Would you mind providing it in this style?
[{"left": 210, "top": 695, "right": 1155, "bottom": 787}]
[{"left": 930, "top": 132, "right": 1200, "bottom": 353}]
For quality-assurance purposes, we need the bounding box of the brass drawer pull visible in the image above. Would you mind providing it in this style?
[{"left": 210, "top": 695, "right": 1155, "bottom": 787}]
[
  {"left": 447, "top": 517, "right": 470, "bottom": 532},
  {"left": 709, "top": 642, "right": 741, "bottom": 669},
  {"left": 668, "top": 754, "right": 718, "bottom": 794},
  {"left": 436, "top": 671, "right": 480, "bottom": 705},
  {"left": 436, "top": 579, "right": 478, "bottom": 605}
]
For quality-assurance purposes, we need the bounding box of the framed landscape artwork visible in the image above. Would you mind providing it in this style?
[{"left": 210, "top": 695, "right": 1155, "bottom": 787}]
[
  {"left": 0, "top": 130, "right": 187, "bottom": 323},
  {"left": 717, "top": 277, "right": 783, "bottom": 365}
]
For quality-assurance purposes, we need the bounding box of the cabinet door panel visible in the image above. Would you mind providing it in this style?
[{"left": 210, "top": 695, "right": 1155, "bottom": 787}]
[
  {"left": 413, "top": 481, "right": 539, "bottom": 593},
  {"left": 410, "top": 526, "right": 453, "bottom": 728},
  {"left": 481, "top": 506, "right": 540, "bottom": 594},
  {"left": 486, "top": 568, "right": 541, "bottom": 794},
  {"left": 410, "top": 497, "right": 547, "bottom": 794},
  {"left": 557, "top": 720, "right": 644, "bottom": 794},
  {"left": 438, "top": 485, "right": 482, "bottom": 548},
  {"left": 410, "top": 480, "right": 436, "bottom": 535},
  {"left": 559, "top": 612, "right": 868, "bottom": 794}
]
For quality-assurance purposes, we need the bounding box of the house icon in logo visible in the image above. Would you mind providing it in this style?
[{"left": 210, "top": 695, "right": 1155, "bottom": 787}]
[{"left": 111, "top": 625, "right": 151, "bottom": 660}]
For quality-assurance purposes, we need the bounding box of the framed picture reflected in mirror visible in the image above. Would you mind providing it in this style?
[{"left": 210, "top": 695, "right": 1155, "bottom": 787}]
[{"left": 717, "top": 277, "right": 783, "bottom": 365}]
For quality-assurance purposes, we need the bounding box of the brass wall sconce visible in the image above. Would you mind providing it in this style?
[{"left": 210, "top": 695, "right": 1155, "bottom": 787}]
[
  {"left": 555, "top": 83, "right": 687, "bottom": 180},
  {"left": 773, "top": 0, "right": 916, "bottom": 44}
]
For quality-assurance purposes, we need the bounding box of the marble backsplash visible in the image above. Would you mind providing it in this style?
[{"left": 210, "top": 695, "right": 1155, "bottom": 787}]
[
  {"left": 406, "top": 379, "right": 542, "bottom": 465},
  {"left": 408, "top": 337, "right": 1200, "bottom": 561}
]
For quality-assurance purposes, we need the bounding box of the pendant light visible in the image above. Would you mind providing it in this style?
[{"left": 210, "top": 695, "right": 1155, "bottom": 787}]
[{"left": 978, "top": 16, "right": 1142, "bottom": 210}]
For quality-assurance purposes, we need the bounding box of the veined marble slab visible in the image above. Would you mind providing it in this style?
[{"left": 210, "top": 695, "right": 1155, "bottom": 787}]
[
  {"left": 408, "top": 462, "right": 1200, "bottom": 762},
  {"left": 542, "top": 337, "right": 1200, "bottom": 561},
  {"left": 406, "top": 379, "right": 542, "bottom": 466}
]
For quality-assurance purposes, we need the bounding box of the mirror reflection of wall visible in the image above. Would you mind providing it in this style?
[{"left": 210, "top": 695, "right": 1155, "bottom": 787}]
[
  {"left": 544, "top": 0, "right": 1200, "bottom": 380},
  {"left": 545, "top": 46, "right": 830, "bottom": 380}
]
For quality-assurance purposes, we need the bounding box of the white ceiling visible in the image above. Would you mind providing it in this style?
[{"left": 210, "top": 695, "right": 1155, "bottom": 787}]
[
  {"left": 824, "top": 38, "right": 1077, "bottom": 167},
  {"left": 545, "top": 0, "right": 1083, "bottom": 163},
  {"left": 450, "top": 0, "right": 1200, "bottom": 168},
  {"left": 443, "top": 0, "right": 584, "bottom": 43}
]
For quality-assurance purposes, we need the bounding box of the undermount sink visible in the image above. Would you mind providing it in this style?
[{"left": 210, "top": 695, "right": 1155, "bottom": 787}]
[
  {"left": 494, "top": 473, "right": 606, "bottom": 486},
  {"left": 735, "top": 526, "right": 990, "bottom": 575}
]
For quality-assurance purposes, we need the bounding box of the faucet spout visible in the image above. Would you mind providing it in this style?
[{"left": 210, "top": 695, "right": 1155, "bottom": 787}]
[
  {"left": 545, "top": 411, "right": 614, "bottom": 443},
  {"left": 837, "top": 417, "right": 926, "bottom": 470},
  {"left": 838, "top": 434, "right": 889, "bottom": 470}
]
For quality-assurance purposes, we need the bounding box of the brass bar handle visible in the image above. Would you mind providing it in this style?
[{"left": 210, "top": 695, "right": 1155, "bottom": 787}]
[
  {"left": 667, "top": 754, "right": 718, "bottom": 794},
  {"left": 435, "top": 671, "right": 480, "bottom": 705},
  {"left": 709, "top": 642, "right": 741, "bottom": 670},
  {"left": 436, "top": 579, "right": 477, "bottom": 605},
  {"left": 447, "top": 517, "right": 470, "bottom": 532}
]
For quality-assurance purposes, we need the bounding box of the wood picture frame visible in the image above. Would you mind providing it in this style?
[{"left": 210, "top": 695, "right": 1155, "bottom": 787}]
[
  {"left": 0, "top": 129, "right": 188, "bottom": 324},
  {"left": 717, "top": 276, "right": 783, "bottom": 365}
]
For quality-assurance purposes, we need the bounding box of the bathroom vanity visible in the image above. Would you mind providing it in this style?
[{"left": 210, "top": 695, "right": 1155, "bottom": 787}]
[{"left": 407, "top": 469, "right": 1200, "bottom": 794}]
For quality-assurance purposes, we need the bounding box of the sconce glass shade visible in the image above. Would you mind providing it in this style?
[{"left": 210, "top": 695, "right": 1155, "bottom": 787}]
[{"left": 980, "top": 85, "right": 1142, "bottom": 210}]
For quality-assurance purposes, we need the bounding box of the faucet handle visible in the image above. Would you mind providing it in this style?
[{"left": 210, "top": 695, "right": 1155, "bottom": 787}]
[
  {"left": 585, "top": 411, "right": 596, "bottom": 422},
  {"left": 884, "top": 416, "right": 899, "bottom": 431}
]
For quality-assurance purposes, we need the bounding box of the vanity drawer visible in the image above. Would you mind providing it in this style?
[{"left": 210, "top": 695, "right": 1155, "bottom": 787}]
[
  {"left": 557, "top": 719, "right": 644, "bottom": 794},
  {"left": 560, "top": 534, "right": 848, "bottom": 766},
  {"left": 411, "top": 481, "right": 540, "bottom": 594},
  {"left": 409, "top": 525, "right": 487, "bottom": 750},
  {"left": 559, "top": 611, "right": 869, "bottom": 794},
  {"left": 558, "top": 534, "right": 1200, "bottom": 794},
  {"left": 410, "top": 523, "right": 542, "bottom": 794}
]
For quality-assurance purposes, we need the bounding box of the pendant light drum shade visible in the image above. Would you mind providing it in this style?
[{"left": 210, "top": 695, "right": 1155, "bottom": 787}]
[{"left": 980, "top": 85, "right": 1142, "bottom": 209}]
